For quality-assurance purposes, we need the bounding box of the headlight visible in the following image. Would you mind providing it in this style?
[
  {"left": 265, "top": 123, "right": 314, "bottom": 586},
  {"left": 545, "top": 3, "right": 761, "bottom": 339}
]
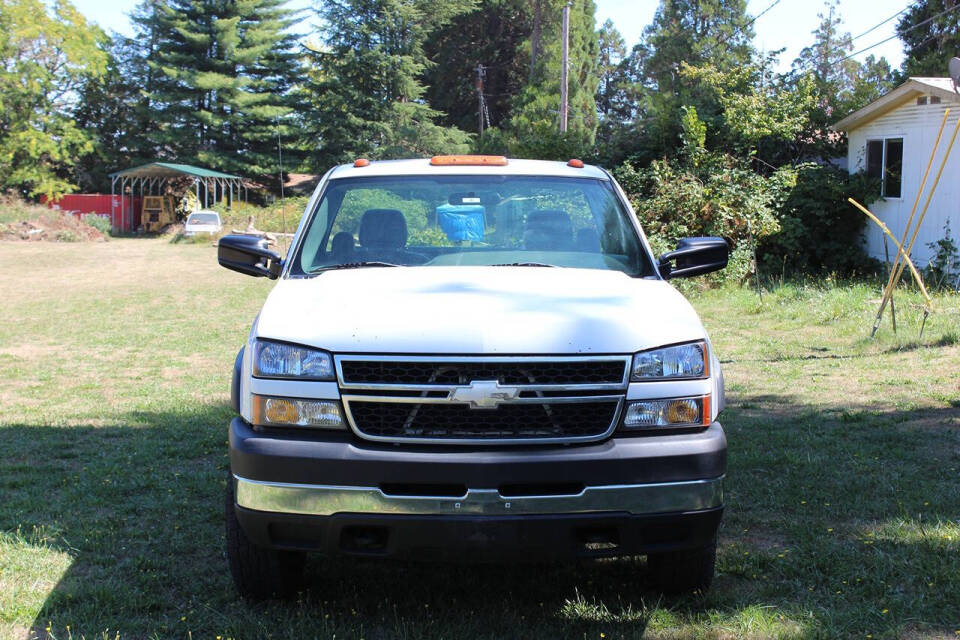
[
  {"left": 622, "top": 396, "right": 710, "bottom": 429},
  {"left": 252, "top": 395, "right": 345, "bottom": 429},
  {"left": 253, "top": 340, "right": 335, "bottom": 380},
  {"left": 631, "top": 341, "right": 707, "bottom": 381}
]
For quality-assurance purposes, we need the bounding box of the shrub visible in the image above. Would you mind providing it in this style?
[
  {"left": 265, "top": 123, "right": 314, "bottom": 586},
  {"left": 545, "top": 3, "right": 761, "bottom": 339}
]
[
  {"left": 758, "top": 163, "right": 880, "bottom": 277},
  {"left": 614, "top": 151, "right": 782, "bottom": 283},
  {"left": 923, "top": 220, "right": 960, "bottom": 290},
  {"left": 82, "top": 214, "right": 112, "bottom": 235}
]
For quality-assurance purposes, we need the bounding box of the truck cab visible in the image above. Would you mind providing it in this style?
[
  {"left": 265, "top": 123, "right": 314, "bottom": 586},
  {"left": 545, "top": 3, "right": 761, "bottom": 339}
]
[{"left": 218, "top": 156, "right": 729, "bottom": 599}]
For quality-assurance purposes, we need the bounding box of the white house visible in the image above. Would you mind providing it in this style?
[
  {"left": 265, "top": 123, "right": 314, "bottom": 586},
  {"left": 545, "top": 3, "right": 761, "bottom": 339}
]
[{"left": 834, "top": 78, "right": 959, "bottom": 266}]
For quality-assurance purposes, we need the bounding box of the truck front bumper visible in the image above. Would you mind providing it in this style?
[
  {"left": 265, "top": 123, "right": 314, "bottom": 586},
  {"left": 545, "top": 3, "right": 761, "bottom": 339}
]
[{"left": 229, "top": 417, "right": 726, "bottom": 560}]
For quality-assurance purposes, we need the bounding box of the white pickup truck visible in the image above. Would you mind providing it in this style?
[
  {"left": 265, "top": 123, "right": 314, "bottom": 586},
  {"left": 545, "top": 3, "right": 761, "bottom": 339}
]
[{"left": 218, "top": 156, "right": 729, "bottom": 599}]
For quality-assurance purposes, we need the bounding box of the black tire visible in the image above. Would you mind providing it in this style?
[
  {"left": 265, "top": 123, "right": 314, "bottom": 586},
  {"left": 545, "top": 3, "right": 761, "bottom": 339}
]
[
  {"left": 646, "top": 535, "right": 717, "bottom": 594},
  {"left": 225, "top": 476, "right": 306, "bottom": 600}
]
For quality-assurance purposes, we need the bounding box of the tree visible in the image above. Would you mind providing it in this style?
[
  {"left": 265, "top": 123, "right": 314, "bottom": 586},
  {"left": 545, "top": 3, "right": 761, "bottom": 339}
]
[
  {"left": 507, "top": 0, "right": 601, "bottom": 159},
  {"left": 788, "top": 1, "right": 895, "bottom": 159},
  {"left": 302, "top": 0, "right": 474, "bottom": 168},
  {"left": 146, "top": 0, "right": 302, "bottom": 181},
  {"left": 632, "top": 0, "right": 754, "bottom": 159},
  {"left": 593, "top": 23, "right": 647, "bottom": 165},
  {"left": 0, "top": 0, "right": 107, "bottom": 197},
  {"left": 74, "top": 32, "right": 156, "bottom": 191},
  {"left": 423, "top": 0, "right": 533, "bottom": 134},
  {"left": 847, "top": 54, "right": 896, "bottom": 113},
  {"left": 897, "top": 0, "right": 960, "bottom": 77}
]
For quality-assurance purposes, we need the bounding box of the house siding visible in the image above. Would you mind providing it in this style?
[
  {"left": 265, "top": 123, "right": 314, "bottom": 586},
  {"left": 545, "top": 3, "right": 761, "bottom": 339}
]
[{"left": 846, "top": 102, "right": 959, "bottom": 266}]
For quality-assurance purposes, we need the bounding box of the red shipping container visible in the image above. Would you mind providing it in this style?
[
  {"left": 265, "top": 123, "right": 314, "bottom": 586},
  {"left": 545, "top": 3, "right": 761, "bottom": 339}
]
[{"left": 44, "top": 194, "right": 143, "bottom": 230}]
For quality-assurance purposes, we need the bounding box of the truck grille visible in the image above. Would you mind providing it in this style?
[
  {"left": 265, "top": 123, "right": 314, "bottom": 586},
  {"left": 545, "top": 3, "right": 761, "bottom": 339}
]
[
  {"left": 336, "top": 355, "right": 630, "bottom": 445},
  {"left": 348, "top": 400, "right": 620, "bottom": 440},
  {"left": 340, "top": 360, "right": 627, "bottom": 386}
]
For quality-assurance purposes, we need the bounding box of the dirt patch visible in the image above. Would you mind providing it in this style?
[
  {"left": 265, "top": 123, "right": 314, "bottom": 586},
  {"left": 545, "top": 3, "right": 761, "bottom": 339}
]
[{"left": 0, "top": 213, "right": 106, "bottom": 242}]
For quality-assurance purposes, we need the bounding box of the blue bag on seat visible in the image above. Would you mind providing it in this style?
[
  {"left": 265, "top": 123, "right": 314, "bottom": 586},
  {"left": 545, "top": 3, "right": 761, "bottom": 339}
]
[{"left": 436, "top": 204, "right": 485, "bottom": 242}]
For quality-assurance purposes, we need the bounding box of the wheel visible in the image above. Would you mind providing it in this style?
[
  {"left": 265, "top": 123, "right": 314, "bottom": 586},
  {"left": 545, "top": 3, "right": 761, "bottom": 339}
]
[
  {"left": 646, "top": 535, "right": 717, "bottom": 594},
  {"left": 225, "top": 475, "right": 305, "bottom": 600}
]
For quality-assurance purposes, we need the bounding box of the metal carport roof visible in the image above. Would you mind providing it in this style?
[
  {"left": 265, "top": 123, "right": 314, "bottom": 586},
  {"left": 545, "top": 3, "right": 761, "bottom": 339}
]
[
  {"left": 110, "top": 162, "right": 246, "bottom": 231},
  {"left": 109, "top": 162, "right": 241, "bottom": 180}
]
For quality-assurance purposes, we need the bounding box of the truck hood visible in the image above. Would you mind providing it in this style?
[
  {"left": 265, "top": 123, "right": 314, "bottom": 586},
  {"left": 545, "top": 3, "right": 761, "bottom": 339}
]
[{"left": 255, "top": 267, "right": 707, "bottom": 354}]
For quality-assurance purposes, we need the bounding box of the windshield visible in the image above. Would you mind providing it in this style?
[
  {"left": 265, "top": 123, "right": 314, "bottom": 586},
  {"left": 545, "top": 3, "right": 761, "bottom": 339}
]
[
  {"left": 291, "top": 175, "right": 652, "bottom": 277},
  {"left": 187, "top": 213, "right": 219, "bottom": 225}
]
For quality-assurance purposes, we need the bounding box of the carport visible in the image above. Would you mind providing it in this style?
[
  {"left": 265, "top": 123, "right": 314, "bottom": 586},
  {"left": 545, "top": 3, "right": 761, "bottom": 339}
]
[{"left": 109, "top": 162, "right": 246, "bottom": 231}]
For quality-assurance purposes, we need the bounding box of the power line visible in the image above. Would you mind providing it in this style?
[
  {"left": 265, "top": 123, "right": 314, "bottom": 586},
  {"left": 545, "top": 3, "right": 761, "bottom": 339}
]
[
  {"left": 697, "top": 0, "right": 786, "bottom": 61},
  {"left": 831, "top": 0, "right": 960, "bottom": 67},
  {"left": 851, "top": 3, "right": 913, "bottom": 42}
]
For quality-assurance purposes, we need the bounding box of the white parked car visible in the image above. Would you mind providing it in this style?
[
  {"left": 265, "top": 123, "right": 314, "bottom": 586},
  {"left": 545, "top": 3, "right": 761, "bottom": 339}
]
[
  {"left": 216, "top": 156, "right": 730, "bottom": 600},
  {"left": 183, "top": 210, "right": 222, "bottom": 236}
]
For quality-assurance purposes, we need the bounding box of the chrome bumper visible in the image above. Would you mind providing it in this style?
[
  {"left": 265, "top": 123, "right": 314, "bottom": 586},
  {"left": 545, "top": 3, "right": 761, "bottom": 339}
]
[{"left": 234, "top": 475, "right": 724, "bottom": 517}]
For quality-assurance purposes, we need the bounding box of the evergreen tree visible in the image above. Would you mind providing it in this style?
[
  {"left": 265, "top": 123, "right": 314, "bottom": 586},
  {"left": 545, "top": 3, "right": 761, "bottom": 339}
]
[
  {"left": 594, "top": 21, "right": 646, "bottom": 165},
  {"left": 789, "top": 1, "right": 894, "bottom": 158},
  {"left": 302, "top": 0, "right": 474, "bottom": 168},
  {"left": 422, "top": 0, "right": 533, "bottom": 135},
  {"left": 0, "top": 0, "right": 107, "bottom": 197},
  {"left": 147, "top": 0, "right": 301, "bottom": 181},
  {"left": 507, "top": 0, "right": 601, "bottom": 159},
  {"left": 74, "top": 31, "right": 158, "bottom": 191},
  {"left": 897, "top": 0, "right": 960, "bottom": 77},
  {"left": 596, "top": 20, "right": 627, "bottom": 120},
  {"left": 641, "top": 0, "right": 753, "bottom": 95},
  {"left": 633, "top": 0, "right": 754, "bottom": 159},
  {"left": 791, "top": 0, "right": 857, "bottom": 114}
]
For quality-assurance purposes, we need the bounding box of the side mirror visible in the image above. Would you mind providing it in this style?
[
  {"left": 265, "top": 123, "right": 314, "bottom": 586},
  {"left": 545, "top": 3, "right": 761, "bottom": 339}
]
[
  {"left": 658, "top": 236, "right": 729, "bottom": 279},
  {"left": 218, "top": 234, "right": 283, "bottom": 279}
]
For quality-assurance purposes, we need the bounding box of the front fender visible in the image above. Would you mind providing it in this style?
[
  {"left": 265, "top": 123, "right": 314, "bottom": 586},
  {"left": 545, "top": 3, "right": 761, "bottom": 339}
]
[{"left": 231, "top": 347, "right": 244, "bottom": 414}]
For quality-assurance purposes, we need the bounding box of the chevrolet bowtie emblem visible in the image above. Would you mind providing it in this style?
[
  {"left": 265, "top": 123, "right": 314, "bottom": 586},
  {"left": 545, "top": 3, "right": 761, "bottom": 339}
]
[{"left": 449, "top": 380, "right": 521, "bottom": 409}]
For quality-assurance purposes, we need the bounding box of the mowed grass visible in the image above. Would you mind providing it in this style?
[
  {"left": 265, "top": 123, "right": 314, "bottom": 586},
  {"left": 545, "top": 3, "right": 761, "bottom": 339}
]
[{"left": 0, "top": 238, "right": 958, "bottom": 640}]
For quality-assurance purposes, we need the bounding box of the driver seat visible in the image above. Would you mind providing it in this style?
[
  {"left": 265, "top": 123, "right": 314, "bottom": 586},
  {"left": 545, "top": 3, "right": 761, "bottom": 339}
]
[{"left": 358, "top": 209, "right": 408, "bottom": 250}]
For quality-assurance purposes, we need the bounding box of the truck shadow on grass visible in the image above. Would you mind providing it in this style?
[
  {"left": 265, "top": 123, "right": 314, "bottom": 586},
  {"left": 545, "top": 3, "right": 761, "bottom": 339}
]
[{"left": 2, "top": 397, "right": 957, "bottom": 639}]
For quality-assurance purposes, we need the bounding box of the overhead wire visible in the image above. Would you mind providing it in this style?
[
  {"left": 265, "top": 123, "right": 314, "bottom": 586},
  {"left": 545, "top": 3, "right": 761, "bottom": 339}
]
[
  {"left": 851, "top": 3, "right": 913, "bottom": 42},
  {"left": 829, "top": 0, "right": 960, "bottom": 68}
]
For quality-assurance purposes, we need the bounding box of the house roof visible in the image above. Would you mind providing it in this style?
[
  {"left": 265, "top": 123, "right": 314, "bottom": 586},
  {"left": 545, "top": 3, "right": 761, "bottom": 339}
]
[
  {"left": 833, "top": 78, "right": 960, "bottom": 131},
  {"left": 109, "top": 162, "right": 241, "bottom": 180}
]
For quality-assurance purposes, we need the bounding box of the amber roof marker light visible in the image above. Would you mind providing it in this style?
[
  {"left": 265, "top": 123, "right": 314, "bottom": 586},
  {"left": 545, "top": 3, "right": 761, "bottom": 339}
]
[
  {"left": 567, "top": 158, "right": 584, "bottom": 168},
  {"left": 430, "top": 155, "right": 509, "bottom": 166},
  {"left": 353, "top": 158, "right": 370, "bottom": 167}
]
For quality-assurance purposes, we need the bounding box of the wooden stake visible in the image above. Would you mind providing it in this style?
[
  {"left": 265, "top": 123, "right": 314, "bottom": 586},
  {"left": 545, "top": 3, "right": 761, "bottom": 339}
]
[
  {"left": 872, "top": 109, "right": 950, "bottom": 336},
  {"left": 883, "top": 235, "right": 897, "bottom": 333},
  {"left": 872, "top": 114, "right": 959, "bottom": 337},
  {"left": 847, "top": 198, "right": 932, "bottom": 307}
]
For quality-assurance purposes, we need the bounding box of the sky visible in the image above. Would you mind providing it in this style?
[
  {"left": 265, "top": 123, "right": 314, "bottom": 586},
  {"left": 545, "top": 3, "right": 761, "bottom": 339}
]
[{"left": 71, "top": 0, "right": 908, "bottom": 73}]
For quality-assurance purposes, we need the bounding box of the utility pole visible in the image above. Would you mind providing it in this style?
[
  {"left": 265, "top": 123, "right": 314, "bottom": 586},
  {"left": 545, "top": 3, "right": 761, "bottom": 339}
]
[
  {"left": 475, "top": 64, "right": 486, "bottom": 137},
  {"left": 560, "top": 3, "right": 570, "bottom": 133}
]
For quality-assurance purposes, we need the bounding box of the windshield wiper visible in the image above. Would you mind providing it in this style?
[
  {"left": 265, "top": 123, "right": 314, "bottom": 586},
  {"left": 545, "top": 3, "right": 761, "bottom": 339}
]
[
  {"left": 313, "top": 261, "right": 402, "bottom": 272},
  {"left": 491, "top": 262, "right": 557, "bottom": 267}
]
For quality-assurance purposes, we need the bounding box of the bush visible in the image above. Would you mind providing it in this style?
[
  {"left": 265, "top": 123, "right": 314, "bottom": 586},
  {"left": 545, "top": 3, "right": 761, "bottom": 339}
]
[
  {"left": 923, "top": 220, "right": 960, "bottom": 291},
  {"left": 614, "top": 151, "right": 781, "bottom": 284},
  {"left": 82, "top": 214, "right": 112, "bottom": 235},
  {"left": 758, "top": 163, "right": 880, "bottom": 277}
]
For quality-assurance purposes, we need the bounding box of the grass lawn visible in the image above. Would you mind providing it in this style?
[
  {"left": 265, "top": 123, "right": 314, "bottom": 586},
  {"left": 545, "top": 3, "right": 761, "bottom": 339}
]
[{"left": 0, "top": 237, "right": 958, "bottom": 639}]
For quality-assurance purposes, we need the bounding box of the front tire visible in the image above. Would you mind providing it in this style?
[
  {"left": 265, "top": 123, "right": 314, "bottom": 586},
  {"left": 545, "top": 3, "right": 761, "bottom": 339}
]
[
  {"left": 225, "top": 476, "right": 305, "bottom": 600},
  {"left": 646, "top": 535, "right": 717, "bottom": 594}
]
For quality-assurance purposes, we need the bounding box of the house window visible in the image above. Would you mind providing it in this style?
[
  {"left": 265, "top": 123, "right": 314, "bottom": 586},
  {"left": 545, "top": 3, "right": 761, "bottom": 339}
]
[
  {"left": 866, "top": 138, "right": 903, "bottom": 198},
  {"left": 917, "top": 96, "right": 928, "bottom": 105},
  {"left": 931, "top": 96, "right": 941, "bottom": 104}
]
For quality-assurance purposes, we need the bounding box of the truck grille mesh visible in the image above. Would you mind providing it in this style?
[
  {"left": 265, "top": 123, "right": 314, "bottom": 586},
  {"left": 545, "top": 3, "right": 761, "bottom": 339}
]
[
  {"left": 348, "top": 401, "right": 620, "bottom": 440},
  {"left": 340, "top": 360, "right": 627, "bottom": 386}
]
